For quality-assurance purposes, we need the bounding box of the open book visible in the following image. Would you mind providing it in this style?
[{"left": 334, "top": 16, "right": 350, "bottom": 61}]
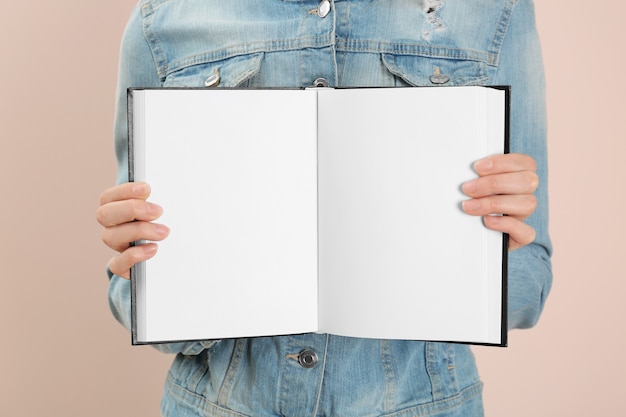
[{"left": 129, "top": 86, "right": 509, "bottom": 346}]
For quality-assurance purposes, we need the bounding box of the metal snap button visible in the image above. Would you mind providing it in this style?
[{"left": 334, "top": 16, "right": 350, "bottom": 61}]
[
  {"left": 317, "top": 0, "right": 331, "bottom": 18},
  {"left": 297, "top": 349, "right": 318, "bottom": 368},
  {"left": 429, "top": 67, "right": 450, "bottom": 85},
  {"left": 204, "top": 68, "right": 221, "bottom": 87},
  {"left": 312, "top": 77, "right": 329, "bottom": 88}
]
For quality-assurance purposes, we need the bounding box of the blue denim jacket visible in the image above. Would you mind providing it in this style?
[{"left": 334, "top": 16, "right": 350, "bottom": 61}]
[{"left": 108, "top": 1, "right": 552, "bottom": 416}]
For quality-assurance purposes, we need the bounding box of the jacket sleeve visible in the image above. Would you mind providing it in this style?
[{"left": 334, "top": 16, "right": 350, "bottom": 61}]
[
  {"left": 492, "top": 0, "right": 553, "bottom": 329},
  {"left": 107, "top": 3, "right": 218, "bottom": 355}
]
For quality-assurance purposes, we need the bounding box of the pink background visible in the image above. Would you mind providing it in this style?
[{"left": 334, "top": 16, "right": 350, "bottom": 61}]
[{"left": 1, "top": 1, "right": 624, "bottom": 415}]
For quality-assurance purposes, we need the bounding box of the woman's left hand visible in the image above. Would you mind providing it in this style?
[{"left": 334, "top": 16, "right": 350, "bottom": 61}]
[{"left": 461, "top": 153, "right": 539, "bottom": 251}]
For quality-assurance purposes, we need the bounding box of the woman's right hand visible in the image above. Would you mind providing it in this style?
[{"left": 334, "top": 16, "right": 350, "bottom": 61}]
[{"left": 96, "top": 182, "right": 170, "bottom": 279}]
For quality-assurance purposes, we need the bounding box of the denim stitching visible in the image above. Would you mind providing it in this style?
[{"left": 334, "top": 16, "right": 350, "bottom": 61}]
[
  {"left": 487, "top": 0, "right": 517, "bottom": 67},
  {"left": 381, "top": 340, "right": 397, "bottom": 413},
  {"left": 217, "top": 339, "right": 246, "bottom": 407}
]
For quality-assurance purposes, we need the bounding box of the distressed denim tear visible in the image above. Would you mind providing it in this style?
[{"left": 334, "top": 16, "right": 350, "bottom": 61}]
[{"left": 419, "top": 0, "right": 445, "bottom": 41}]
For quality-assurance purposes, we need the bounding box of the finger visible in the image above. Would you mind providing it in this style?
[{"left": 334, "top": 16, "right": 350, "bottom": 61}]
[
  {"left": 96, "top": 199, "right": 163, "bottom": 228},
  {"left": 482, "top": 215, "right": 536, "bottom": 251},
  {"left": 99, "top": 182, "right": 151, "bottom": 206},
  {"left": 473, "top": 153, "right": 537, "bottom": 176},
  {"left": 462, "top": 194, "right": 537, "bottom": 218},
  {"left": 102, "top": 221, "right": 170, "bottom": 252},
  {"left": 108, "top": 243, "right": 158, "bottom": 280},
  {"left": 462, "top": 171, "right": 538, "bottom": 198}
]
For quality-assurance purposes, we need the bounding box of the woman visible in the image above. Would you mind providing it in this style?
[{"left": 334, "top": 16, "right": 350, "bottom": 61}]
[{"left": 97, "top": 1, "right": 552, "bottom": 415}]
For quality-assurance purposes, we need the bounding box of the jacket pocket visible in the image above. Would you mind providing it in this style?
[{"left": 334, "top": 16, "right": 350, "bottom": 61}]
[
  {"left": 163, "top": 52, "right": 264, "bottom": 88},
  {"left": 382, "top": 53, "right": 489, "bottom": 87}
]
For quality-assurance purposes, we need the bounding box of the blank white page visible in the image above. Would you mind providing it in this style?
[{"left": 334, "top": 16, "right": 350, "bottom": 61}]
[
  {"left": 316, "top": 87, "right": 505, "bottom": 344},
  {"left": 132, "top": 89, "right": 319, "bottom": 343}
]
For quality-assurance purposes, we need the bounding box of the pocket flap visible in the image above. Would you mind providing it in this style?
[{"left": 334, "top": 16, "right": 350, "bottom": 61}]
[
  {"left": 382, "top": 53, "right": 488, "bottom": 87},
  {"left": 164, "top": 53, "right": 264, "bottom": 88}
]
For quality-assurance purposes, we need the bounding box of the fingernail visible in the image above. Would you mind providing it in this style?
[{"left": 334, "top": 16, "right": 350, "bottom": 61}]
[
  {"left": 146, "top": 202, "right": 162, "bottom": 215},
  {"left": 132, "top": 183, "right": 148, "bottom": 195},
  {"left": 462, "top": 199, "right": 480, "bottom": 211},
  {"left": 462, "top": 179, "right": 478, "bottom": 194},
  {"left": 142, "top": 243, "right": 158, "bottom": 255},
  {"left": 474, "top": 158, "right": 493, "bottom": 173},
  {"left": 155, "top": 224, "right": 170, "bottom": 237}
]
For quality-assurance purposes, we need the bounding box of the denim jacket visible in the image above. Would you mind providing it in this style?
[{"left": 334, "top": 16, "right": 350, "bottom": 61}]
[{"left": 108, "top": 1, "right": 552, "bottom": 416}]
